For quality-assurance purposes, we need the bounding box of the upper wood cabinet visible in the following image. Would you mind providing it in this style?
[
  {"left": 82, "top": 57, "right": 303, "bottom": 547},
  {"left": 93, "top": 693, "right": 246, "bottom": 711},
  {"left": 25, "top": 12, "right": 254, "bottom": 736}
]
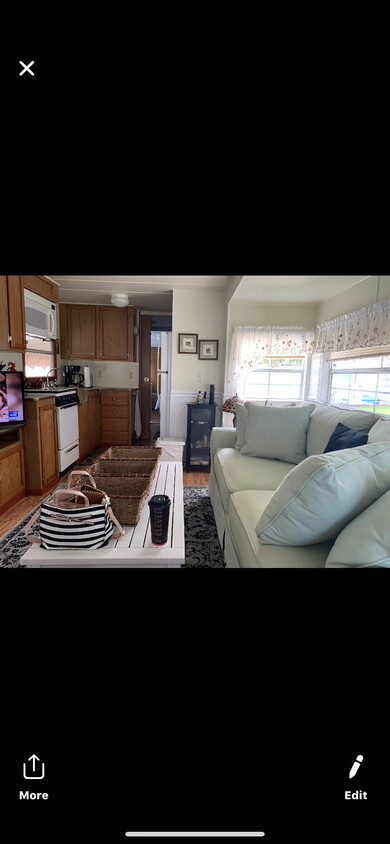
[
  {"left": 67, "top": 305, "right": 97, "bottom": 359},
  {"left": 60, "top": 304, "right": 134, "bottom": 361},
  {"left": 0, "top": 276, "right": 26, "bottom": 352},
  {"left": 98, "top": 307, "right": 128, "bottom": 361},
  {"left": 23, "top": 275, "right": 59, "bottom": 303}
]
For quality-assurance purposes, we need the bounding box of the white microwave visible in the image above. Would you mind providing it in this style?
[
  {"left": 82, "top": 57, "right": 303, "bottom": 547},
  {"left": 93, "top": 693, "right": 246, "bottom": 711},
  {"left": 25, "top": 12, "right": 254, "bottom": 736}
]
[{"left": 24, "top": 289, "right": 57, "bottom": 340}]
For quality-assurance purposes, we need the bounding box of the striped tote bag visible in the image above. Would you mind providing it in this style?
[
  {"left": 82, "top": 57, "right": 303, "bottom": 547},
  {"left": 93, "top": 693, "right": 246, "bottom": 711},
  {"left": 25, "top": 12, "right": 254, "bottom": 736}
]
[{"left": 25, "top": 489, "right": 124, "bottom": 550}]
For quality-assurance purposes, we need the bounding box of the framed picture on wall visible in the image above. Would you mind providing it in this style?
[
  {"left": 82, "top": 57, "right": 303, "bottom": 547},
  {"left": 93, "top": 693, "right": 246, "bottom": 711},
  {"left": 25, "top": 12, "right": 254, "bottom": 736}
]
[
  {"left": 199, "top": 340, "right": 219, "bottom": 360},
  {"left": 178, "top": 334, "right": 198, "bottom": 354}
]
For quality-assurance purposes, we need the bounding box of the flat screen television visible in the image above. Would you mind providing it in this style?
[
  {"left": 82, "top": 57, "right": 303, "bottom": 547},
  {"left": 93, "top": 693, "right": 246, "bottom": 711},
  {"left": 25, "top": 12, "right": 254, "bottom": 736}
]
[{"left": 0, "top": 371, "right": 25, "bottom": 427}]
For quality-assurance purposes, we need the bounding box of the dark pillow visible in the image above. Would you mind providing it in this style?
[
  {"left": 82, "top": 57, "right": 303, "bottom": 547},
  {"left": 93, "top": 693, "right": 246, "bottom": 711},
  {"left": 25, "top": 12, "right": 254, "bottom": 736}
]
[{"left": 324, "top": 422, "right": 369, "bottom": 453}]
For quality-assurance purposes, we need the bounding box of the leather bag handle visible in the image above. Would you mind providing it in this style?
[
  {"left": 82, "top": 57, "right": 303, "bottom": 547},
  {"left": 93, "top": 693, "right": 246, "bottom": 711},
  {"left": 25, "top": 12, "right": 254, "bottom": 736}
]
[{"left": 68, "top": 470, "right": 96, "bottom": 489}]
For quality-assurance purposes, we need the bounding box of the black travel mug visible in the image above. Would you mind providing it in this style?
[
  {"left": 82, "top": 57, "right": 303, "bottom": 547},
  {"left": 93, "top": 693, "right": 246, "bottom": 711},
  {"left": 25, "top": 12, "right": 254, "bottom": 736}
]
[
  {"left": 149, "top": 495, "right": 171, "bottom": 546},
  {"left": 209, "top": 384, "right": 215, "bottom": 404}
]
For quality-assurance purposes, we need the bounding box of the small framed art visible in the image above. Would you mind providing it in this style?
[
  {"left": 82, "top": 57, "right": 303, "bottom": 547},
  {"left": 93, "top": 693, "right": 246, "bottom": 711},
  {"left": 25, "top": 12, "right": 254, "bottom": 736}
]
[
  {"left": 199, "top": 340, "right": 219, "bottom": 360},
  {"left": 178, "top": 334, "right": 198, "bottom": 354}
]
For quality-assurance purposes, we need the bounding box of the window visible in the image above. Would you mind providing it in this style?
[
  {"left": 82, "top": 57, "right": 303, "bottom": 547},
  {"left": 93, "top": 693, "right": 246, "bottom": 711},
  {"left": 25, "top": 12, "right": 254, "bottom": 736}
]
[
  {"left": 243, "top": 356, "right": 306, "bottom": 401},
  {"left": 329, "top": 353, "right": 390, "bottom": 415},
  {"left": 25, "top": 337, "right": 55, "bottom": 379}
]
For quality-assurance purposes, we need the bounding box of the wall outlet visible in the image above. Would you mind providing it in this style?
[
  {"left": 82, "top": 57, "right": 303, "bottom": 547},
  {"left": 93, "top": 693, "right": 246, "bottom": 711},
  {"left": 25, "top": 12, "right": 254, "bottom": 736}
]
[
  {"left": 196, "top": 372, "right": 203, "bottom": 384},
  {"left": 98, "top": 370, "right": 103, "bottom": 378}
]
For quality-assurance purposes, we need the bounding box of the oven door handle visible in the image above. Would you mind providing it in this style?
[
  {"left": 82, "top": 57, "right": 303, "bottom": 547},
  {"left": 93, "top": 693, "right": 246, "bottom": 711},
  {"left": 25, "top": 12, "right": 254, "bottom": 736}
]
[{"left": 57, "top": 403, "right": 79, "bottom": 410}]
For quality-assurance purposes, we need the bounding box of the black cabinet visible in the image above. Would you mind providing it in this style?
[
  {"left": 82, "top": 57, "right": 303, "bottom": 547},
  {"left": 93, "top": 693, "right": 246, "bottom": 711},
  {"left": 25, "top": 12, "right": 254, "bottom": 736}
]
[{"left": 186, "top": 403, "right": 217, "bottom": 472}]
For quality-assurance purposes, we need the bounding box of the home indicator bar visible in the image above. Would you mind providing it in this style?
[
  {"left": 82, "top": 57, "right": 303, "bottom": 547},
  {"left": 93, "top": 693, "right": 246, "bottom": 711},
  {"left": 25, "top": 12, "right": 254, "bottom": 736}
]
[{"left": 125, "top": 835, "right": 265, "bottom": 839}]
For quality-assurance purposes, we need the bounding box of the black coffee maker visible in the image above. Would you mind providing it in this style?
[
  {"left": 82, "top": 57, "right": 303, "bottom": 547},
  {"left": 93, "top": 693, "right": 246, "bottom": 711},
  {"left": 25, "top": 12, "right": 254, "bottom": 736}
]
[{"left": 64, "top": 366, "right": 84, "bottom": 387}]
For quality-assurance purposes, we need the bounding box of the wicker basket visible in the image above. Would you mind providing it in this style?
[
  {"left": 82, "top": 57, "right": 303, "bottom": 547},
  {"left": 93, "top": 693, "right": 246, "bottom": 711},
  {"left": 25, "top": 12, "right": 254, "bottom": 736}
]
[
  {"left": 87, "top": 474, "right": 153, "bottom": 526},
  {"left": 96, "top": 446, "right": 161, "bottom": 478}
]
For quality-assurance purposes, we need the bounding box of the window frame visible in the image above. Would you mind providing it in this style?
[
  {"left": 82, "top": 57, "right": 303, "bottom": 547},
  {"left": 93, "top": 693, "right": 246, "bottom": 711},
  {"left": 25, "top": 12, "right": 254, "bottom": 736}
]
[
  {"left": 24, "top": 338, "right": 57, "bottom": 383},
  {"left": 242, "top": 355, "right": 307, "bottom": 402},
  {"left": 328, "top": 352, "right": 390, "bottom": 413}
]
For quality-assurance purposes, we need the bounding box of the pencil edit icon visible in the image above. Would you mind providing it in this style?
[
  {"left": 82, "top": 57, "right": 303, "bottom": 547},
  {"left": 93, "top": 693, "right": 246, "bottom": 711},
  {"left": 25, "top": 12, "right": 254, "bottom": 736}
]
[{"left": 349, "top": 755, "right": 363, "bottom": 779}]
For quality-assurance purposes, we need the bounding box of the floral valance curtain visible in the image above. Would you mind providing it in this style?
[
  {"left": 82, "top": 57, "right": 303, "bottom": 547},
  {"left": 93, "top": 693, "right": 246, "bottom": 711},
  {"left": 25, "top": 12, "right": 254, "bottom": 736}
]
[
  {"left": 226, "top": 326, "right": 315, "bottom": 398},
  {"left": 316, "top": 298, "right": 390, "bottom": 353}
]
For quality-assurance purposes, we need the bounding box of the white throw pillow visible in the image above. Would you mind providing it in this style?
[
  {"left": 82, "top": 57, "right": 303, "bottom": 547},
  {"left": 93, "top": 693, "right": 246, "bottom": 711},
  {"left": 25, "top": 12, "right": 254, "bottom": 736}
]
[
  {"left": 368, "top": 418, "right": 390, "bottom": 444},
  {"left": 241, "top": 404, "right": 315, "bottom": 464},
  {"left": 256, "top": 442, "right": 390, "bottom": 546},
  {"left": 306, "top": 405, "right": 377, "bottom": 456},
  {"left": 326, "top": 491, "right": 390, "bottom": 567}
]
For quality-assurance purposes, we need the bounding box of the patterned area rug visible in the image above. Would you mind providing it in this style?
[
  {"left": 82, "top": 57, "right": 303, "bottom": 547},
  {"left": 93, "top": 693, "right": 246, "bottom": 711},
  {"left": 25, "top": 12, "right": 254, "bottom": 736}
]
[{"left": 0, "top": 486, "right": 225, "bottom": 569}]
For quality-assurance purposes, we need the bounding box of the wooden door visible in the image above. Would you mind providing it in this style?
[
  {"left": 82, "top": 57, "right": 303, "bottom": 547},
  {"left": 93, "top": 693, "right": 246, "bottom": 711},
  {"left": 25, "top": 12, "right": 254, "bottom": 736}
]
[
  {"left": 140, "top": 315, "right": 151, "bottom": 441},
  {"left": 88, "top": 393, "right": 100, "bottom": 451},
  {"left": 0, "top": 275, "right": 10, "bottom": 350},
  {"left": 97, "top": 307, "right": 128, "bottom": 360},
  {"left": 39, "top": 403, "right": 58, "bottom": 486},
  {"left": 67, "top": 305, "right": 97, "bottom": 359},
  {"left": 7, "top": 276, "right": 27, "bottom": 352},
  {"left": 78, "top": 401, "right": 89, "bottom": 459},
  {"left": 0, "top": 446, "right": 25, "bottom": 509}
]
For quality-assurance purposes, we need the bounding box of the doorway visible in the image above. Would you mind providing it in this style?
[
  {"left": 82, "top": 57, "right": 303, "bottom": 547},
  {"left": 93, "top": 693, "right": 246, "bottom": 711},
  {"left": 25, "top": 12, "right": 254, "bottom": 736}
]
[{"left": 140, "top": 314, "right": 172, "bottom": 443}]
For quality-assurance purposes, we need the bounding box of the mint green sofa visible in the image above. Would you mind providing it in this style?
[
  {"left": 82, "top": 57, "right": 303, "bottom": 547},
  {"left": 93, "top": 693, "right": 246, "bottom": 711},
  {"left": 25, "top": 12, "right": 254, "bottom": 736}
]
[{"left": 209, "top": 403, "right": 389, "bottom": 568}]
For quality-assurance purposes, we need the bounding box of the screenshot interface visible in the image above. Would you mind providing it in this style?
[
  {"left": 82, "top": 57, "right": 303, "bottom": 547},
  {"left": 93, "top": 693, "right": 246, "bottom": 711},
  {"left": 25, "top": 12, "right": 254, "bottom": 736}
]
[{"left": 1, "top": 733, "right": 386, "bottom": 843}]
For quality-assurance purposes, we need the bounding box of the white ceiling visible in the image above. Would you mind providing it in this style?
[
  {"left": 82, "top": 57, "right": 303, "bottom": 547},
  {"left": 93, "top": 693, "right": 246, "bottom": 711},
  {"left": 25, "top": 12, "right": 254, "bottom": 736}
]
[
  {"left": 232, "top": 275, "right": 373, "bottom": 304},
  {"left": 48, "top": 275, "right": 233, "bottom": 311}
]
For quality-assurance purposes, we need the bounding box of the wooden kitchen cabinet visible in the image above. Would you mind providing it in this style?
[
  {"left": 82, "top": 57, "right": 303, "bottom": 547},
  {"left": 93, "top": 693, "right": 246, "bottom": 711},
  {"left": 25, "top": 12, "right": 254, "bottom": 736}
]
[
  {"left": 78, "top": 390, "right": 100, "bottom": 462},
  {"left": 60, "top": 304, "right": 134, "bottom": 362},
  {"left": 0, "top": 432, "right": 25, "bottom": 513},
  {"left": 98, "top": 307, "right": 128, "bottom": 360},
  {"left": 67, "top": 305, "right": 97, "bottom": 359},
  {"left": 23, "top": 275, "right": 60, "bottom": 303},
  {"left": 0, "top": 275, "right": 27, "bottom": 353},
  {"left": 101, "top": 390, "right": 132, "bottom": 446},
  {"left": 24, "top": 398, "right": 59, "bottom": 495},
  {"left": 88, "top": 391, "right": 100, "bottom": 452}
]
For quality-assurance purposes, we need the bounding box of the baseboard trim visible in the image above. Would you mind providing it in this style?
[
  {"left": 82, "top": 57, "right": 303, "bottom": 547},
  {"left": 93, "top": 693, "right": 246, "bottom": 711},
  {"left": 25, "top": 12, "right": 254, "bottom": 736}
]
[{"left": 0, "top": 491, "right": 26, "bottom": 517}]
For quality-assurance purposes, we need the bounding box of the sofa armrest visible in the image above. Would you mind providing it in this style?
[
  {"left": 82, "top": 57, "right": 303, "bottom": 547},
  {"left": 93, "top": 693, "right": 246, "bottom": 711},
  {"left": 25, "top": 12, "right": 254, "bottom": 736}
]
[{"left": 211, "top": 427, "right": 237, "bottom": 460}]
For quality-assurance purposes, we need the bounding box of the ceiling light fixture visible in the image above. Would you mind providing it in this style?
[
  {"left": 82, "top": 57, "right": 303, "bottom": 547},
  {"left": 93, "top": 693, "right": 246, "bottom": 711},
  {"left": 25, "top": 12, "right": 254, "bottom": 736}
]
[{"left": 111, "top": 294, "right": 130, "bottom": 308}]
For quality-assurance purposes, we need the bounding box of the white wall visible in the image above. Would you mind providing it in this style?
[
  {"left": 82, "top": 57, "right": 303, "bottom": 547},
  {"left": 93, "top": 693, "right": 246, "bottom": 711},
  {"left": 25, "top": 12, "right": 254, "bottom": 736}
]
[
  {"left": 0, "top": 351, "right": 23, "bottom": 371},
  {"left": 172, "top": 288, "right": 227, "bottom": 394},
  {"left": 170, "top": 288, "right": 227, "bottom": 437},
  {"left": 315, "top": 275, "right": 389, "bottom": 324}
]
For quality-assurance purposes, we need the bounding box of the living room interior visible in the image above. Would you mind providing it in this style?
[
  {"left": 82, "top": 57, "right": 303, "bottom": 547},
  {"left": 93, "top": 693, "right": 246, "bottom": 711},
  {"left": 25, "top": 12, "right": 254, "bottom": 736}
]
[{"left": 0, "top": 274, "right": 389, "bottom": 568}]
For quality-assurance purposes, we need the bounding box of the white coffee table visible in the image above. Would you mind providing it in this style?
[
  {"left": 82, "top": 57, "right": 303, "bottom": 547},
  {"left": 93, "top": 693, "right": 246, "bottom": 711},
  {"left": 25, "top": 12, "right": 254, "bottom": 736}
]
[{"left": 21, "top": 461, "right": 185, "bottom": 568}]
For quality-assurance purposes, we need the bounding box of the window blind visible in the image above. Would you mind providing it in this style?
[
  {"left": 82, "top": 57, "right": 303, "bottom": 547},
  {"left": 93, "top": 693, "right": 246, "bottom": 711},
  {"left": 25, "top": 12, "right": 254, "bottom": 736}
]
[{"left": 329, "top": 344, "right": 390, "bottom": 361}]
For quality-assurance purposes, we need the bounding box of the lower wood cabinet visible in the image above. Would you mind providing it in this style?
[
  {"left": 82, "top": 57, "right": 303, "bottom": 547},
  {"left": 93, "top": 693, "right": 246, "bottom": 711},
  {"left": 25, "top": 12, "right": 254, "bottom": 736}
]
[
  {"left": 24, "top": 398, "right": 59, "bottom": 495},
  {"left": 101, "top": 390, "right": 132, "bottom": 446},
  {"left": 78, "top": 390, "right": 101, "bottom": 461},
  {"left": 0, "top": 432, "right": 26, "bottom": 513}
]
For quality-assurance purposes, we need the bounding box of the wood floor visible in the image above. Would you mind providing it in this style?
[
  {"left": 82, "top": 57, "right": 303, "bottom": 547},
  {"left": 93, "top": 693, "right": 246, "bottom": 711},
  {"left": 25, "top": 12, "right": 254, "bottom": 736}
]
[{"left": 0, "top": 467, "right": 210, "bottom": 538}]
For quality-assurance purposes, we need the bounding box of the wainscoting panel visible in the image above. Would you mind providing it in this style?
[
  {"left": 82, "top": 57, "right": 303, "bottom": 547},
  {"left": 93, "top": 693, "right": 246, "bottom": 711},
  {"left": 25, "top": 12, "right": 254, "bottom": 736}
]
[{"left": 170, "top": 392, "right": 223, "bottom": 439}]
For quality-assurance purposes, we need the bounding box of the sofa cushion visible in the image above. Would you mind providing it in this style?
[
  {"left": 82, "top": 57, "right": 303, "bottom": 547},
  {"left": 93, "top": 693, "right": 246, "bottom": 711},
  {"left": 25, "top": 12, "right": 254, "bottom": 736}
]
[
  {"left": 214, "top": 448, "right": 294, "bottom": 514},
  {"left": 324, "top": 422, "right": 369, "bottom": 453},
  {"left": 368, "top": 417, "right": 390, "bottom": 443},
  {"left": 306, "top": 405, "right": 377, "bottom": 456},
  {"left": 326, "top": 491, "right": 390, "bottom": 568},
  {"left": 256, "top": 442, "right": 390, "bottom": 546},
  {"left": 241, "top": 404, "right": 315, "bottom": 464},
  {"left": 228, "top": 490, "right": 332, "bottom": 568},
  {"left": 234, "top": 402, "right": 247, "bottom": 451}
]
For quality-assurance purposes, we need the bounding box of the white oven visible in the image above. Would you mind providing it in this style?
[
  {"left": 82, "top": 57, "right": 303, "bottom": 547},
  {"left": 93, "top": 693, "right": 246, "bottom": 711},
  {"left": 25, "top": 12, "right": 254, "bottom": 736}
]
[
  {"left": 25, "top": 289, "right": 57, "bottom": 340},
  {"left": 56, "top": 392, "right": 80, "bottom": 472}
]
